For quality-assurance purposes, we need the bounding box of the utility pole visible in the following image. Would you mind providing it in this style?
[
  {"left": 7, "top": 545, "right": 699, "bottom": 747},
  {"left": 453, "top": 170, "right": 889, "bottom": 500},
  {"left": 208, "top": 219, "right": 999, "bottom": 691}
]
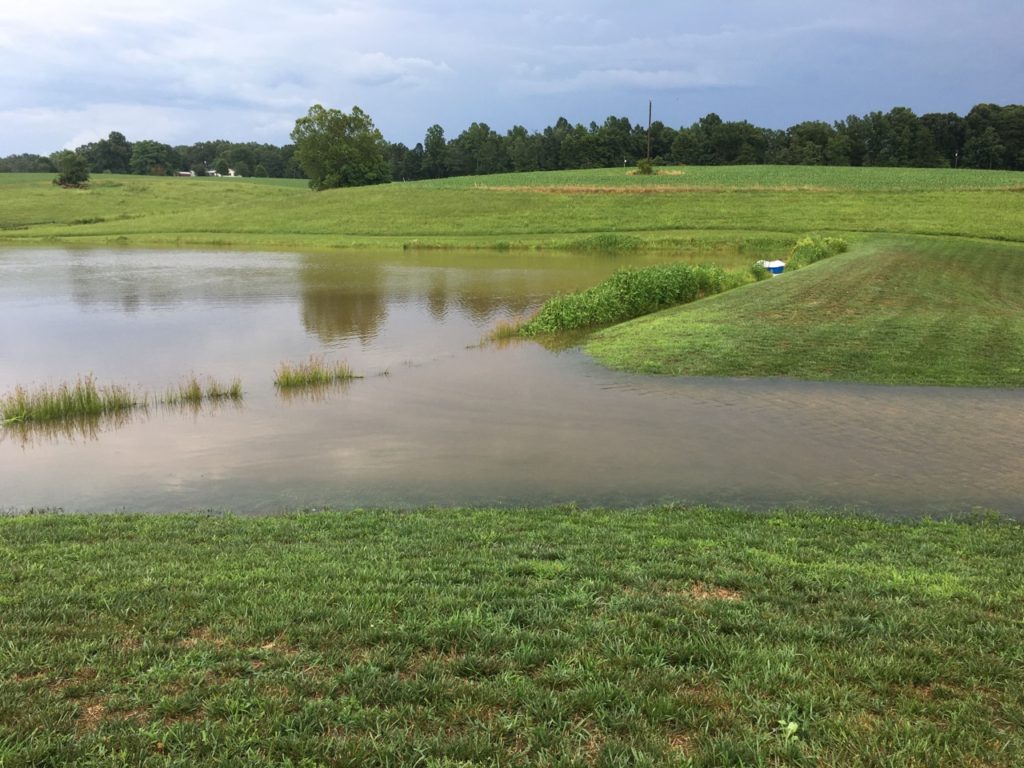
[{"left": 646, "top": 100, "right": 652, "bottom": 161}]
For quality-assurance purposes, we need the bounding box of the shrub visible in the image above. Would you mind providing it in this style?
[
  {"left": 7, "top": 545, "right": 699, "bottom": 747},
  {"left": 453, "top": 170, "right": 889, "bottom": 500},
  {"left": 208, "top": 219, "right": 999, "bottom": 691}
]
[
  {"left": 520, "top": 262, "right": 727, "bottom": 335},
  {"left": 52, "top": 150, "right": 90, "bottom": 188},
  {"left": 635, "top": 158, "right": 654, "bottom": 175},
  {"left": 788, "top": 236, "right": 849, "bottom": 270}
]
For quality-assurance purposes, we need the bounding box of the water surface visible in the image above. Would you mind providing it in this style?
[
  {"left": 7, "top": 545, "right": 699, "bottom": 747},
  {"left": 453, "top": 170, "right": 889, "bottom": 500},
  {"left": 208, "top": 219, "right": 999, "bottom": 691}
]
[{"left": 2, "top": 247, "right": 1021, "bottom": 517}]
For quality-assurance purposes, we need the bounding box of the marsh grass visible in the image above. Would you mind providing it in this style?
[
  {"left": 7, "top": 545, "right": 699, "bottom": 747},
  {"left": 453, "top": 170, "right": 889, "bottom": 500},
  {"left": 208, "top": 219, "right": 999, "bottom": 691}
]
[
  {"left": 163, "top": 375, "right": 243, "bottom": 406},
  {"left": 0, "top": 376, "right": 145, "bottom": 424},
  {"left": 1, "top": 374, "right": 242, "bottom": 441},
  {"left": 274, "top": 357, "right": 360, "bottom": 388},
  {"left": 484, "top": 316, "right": 527, "bottom": 345}
]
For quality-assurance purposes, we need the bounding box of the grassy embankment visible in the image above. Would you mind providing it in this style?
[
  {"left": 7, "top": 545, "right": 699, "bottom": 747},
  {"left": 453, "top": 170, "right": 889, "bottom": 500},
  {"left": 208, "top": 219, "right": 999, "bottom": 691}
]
[
  {"left": 586, "top": 236, "right": 1024, "bottom": 387},
  {"left": 2, "top": 507, "right": 1022, "bottom": 767}
]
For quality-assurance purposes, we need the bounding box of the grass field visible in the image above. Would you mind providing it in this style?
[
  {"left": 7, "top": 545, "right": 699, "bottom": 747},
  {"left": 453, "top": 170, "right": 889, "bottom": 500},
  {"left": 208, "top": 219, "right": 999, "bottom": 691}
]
[
  {"left": 587, "top": 237, "right": 1024, "bottom": 387},
  {"left": 2, "top": 507, "right": 1022, "bottom": 767},
  {"left": 1, "top": 166, "right": 1023, "bottom": 251}
]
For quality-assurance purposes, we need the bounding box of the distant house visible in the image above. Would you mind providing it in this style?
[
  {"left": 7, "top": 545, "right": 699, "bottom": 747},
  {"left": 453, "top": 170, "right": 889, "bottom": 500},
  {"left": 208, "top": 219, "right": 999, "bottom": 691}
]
[{"left": 176, "top": 171, "right": 194, "bottom": 177}]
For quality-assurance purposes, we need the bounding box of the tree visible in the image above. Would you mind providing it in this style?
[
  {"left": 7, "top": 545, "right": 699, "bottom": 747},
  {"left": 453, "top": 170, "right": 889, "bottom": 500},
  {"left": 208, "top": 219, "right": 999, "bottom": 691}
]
[
  {"left": 291, "top": 105, "right": 390, "bottom": 190},
  {"left": 91, "top": 131, "right": 132, "bottom": 173},
  {"left": 129, "top": 140, "right": 177, "bottom": 175},
  {"left": 421, "top": 124, "right": 448, "bottom": 178},
  {"left": 52, "top": 150, "right": 90, "bottom": 187}
]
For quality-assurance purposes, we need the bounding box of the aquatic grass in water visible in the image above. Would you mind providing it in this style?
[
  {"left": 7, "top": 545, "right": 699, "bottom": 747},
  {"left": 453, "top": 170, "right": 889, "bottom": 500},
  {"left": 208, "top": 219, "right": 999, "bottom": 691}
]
[
  {"left": 0, "top": 376, "right": 145, "bottom": 424},
  {"left": 163, "top": 375, "right": 243, "bottom": 406},
  {"left": 274, "top": 357, "right": 359, "bottom": 388}
]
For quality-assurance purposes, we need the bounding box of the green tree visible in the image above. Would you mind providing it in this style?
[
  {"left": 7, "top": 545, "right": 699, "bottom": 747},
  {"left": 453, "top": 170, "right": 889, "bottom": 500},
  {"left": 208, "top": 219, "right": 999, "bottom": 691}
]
[
  {"left": 92, "top": 131, "right": 132, "bottom": 173},
  {"left": 52, "top": 150, "right": 90, "bottom": 187},
  {"left": 421, "top": 124, "right": 448, "bottom": 178},
  {"left": 129, "top": 140, "right": 176, "bottom": 175},
  {"left": 290, "top": 104, "right": 390, "bottom": 190}
]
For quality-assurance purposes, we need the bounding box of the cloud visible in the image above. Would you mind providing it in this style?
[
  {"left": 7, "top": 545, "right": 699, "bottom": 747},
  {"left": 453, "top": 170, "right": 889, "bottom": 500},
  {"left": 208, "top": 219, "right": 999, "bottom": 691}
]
[
  {"left": 346, "top": 53, "right": 452, "bottom": 87},
  {"left": 0, "top": 1, "right": 1022, "bottom": 153}
]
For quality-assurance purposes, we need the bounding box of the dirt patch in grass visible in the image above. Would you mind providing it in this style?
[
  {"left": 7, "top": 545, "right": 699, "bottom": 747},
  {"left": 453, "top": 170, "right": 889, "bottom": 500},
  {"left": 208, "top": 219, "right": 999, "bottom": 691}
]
[
  {"left": 180, "top": 627, "right": 232, "bottom": 649},
  {"left": 688, "top": 582, "right": 743, "bottom": 602},
  {"left": 667, "top": 731, "right": 696, "bottom": 756},
  {"left": 76, "top": 697, "right": 109, "bottom": 731},
  {"left": 475, "top": 184, "right": 832, "bottom": 194}
]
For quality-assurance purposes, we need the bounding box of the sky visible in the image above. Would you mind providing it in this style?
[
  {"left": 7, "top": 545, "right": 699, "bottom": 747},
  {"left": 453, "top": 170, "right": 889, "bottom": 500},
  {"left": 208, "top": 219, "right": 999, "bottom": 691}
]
[{"left": 1, "top": 0, "right": 1021, "bottom": 155}]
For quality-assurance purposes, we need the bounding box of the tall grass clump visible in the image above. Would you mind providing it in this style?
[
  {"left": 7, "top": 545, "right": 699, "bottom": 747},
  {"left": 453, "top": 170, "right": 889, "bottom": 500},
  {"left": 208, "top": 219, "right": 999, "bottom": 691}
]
[
  {"left": 274, "top": 357, "right": 360, "bottom": 388},
  {"left": 163, "top": 375, "right": 243, "bottom": 405},
  {"left": 520, "top": 262, "right": 728, "bottom": 335},
  {"left": 0, "top": 376, "right": 144, "bottom": 424},
  {"left": 787, "top": 236, "right": 848, "bottom": 270}
]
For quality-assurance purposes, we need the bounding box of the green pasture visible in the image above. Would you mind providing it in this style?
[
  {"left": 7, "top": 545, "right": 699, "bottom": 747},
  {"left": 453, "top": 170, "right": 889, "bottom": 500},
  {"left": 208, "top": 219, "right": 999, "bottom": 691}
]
[
  {"left": 1, "top": 166, "right": 1023, "bottom": 251},
  {"left": 2, "top": 507, "right": 1022, "bottom": 767}
]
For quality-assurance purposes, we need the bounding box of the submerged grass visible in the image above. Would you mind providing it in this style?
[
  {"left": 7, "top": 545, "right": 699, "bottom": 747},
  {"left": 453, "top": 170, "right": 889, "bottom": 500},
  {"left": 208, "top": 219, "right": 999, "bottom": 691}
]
[
  {"left": 1, "top": 506, "right": 1022, "bottom": 766},
  {"left": 274, "top": 357, "right": 360, "bottom": 388},
  {"left": 163, "top": 375, "right": 243, "bottom": 405},
  {"left": 0, "top": 376, "right": 145, "bottom": 424},
  {"left": 1, "top": 375, "right": 243, "bottom": 435}
]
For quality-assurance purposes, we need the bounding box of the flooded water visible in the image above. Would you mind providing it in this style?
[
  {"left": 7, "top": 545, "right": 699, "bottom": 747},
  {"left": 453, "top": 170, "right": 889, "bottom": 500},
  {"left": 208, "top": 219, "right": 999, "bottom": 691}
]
[{"left": 2, "top": 247, "right": 1022, "bottom": 517}]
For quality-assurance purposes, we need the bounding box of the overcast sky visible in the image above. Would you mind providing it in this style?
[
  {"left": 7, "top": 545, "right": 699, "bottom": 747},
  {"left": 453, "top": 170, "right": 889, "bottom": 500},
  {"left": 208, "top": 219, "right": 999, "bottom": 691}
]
[{"left": 1, "top": 0, "right": 1021, "bottom": 155}]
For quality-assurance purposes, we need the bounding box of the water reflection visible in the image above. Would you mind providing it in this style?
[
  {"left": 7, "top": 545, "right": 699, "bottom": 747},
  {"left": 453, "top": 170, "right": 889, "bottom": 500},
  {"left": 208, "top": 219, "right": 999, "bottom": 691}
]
[
  {"left": 2, "top": 410, "right": 143, "bottom": 448},
  {"left": 299, "top": 261, "right": 387, "bottom": 344},
  {"left": 274, "top": 380, "right": 357, "bottom": 404}
]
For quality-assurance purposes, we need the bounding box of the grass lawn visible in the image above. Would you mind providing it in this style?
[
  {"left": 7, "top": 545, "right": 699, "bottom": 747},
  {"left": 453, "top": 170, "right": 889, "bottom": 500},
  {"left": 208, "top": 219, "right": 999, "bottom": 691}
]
[
  {"left": 586, "top": 237, "right": 1024, "bottom": 387},
  {"left": 1, "top": 507, "right": 1022, "bottom": 767}
]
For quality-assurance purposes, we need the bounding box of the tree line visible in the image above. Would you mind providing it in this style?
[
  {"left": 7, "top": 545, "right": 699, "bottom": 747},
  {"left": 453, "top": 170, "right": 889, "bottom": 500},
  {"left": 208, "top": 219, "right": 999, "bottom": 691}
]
[
  {"left": 0, "top": 133, "right": 306, "bottom": 178},
  {"left": 2, "top": 103, "right": 1021, "bottom": 182}
]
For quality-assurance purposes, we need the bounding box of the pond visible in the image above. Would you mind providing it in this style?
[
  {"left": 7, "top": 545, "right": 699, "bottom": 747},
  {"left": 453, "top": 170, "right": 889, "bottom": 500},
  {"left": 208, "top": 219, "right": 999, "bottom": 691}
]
[{"left": 1, "top": 247, "right": 1022, "bottom": 517}]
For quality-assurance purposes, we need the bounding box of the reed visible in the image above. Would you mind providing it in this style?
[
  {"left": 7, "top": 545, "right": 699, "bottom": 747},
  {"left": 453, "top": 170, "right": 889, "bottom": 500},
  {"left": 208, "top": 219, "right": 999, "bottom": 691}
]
[
  {"left": 163, "top": 375, "right": 243, "bottom": 405},
  {"left": 0, "top": 376, "right": 145, "bottom": 424},
  {"left": 274, "top": 357, "right": 359, "bottom": 388}
]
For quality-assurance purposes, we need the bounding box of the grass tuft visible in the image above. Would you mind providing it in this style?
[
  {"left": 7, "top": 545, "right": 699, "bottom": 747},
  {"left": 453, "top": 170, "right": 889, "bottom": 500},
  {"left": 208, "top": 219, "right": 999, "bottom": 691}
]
[
  {"left": 163, "top": 375, "right": 244, "bottom": 405},
  {"left": 274, "top": 357, "right": 360, "bottom": 388},
  {"left": 0, "top": 376, "right": 145, "bottom": 424}
]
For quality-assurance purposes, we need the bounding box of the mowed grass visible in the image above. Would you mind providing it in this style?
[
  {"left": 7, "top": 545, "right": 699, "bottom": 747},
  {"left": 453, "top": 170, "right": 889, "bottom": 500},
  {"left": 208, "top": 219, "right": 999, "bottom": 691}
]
[
  {"left": 587, "top": 237, "right": 1024, "bottom": 387},
  {"left": 1, "top": 507, "right": 1022, "bottom": 767},
  {"left": 1, "top": 167, "right": 1023, "bottom": 251}
]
